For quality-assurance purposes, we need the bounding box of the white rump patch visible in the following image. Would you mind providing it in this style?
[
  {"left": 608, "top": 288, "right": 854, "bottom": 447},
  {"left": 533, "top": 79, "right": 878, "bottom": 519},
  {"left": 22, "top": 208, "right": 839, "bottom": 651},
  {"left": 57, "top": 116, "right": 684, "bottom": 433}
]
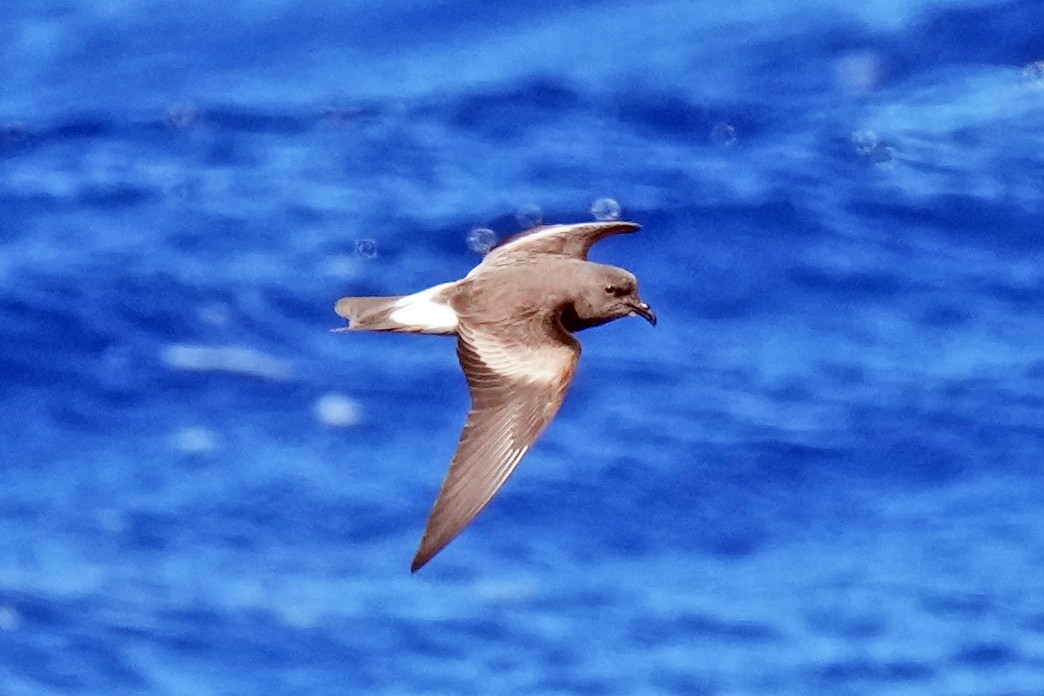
[{"left": 389, "top": 282, "right": 459, "bottom": 331}]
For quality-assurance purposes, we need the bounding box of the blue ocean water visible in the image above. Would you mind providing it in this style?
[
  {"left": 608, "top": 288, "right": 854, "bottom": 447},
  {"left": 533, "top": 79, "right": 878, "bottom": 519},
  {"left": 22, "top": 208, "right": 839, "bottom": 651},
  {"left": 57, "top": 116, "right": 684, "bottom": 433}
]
[{"left": 2, "top": 0, "right": 1044, "bottom": 693}]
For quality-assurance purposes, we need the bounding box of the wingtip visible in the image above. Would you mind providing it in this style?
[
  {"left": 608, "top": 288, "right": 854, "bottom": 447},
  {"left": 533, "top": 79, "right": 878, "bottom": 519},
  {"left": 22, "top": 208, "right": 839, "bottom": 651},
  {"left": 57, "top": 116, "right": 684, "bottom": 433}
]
[
  {"left": 410, "top": 548, "right": 432, "bottom": 574},
  {"left": 588, "top": 220, "right": 640, "bottom": 233},
  {"left": 411, "top": 529, "right": 455, "bottom": 573}
]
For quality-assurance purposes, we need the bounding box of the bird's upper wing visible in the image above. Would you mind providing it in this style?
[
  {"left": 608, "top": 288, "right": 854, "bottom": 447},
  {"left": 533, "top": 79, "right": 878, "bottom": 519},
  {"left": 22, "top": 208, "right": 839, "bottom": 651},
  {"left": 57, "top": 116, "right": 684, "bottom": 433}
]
[
  {"left": 411, "top": 317, "right": 580, "bottom": 572},
  {"left": 488, "top": 221, "right": 640, "bottom": 260}
]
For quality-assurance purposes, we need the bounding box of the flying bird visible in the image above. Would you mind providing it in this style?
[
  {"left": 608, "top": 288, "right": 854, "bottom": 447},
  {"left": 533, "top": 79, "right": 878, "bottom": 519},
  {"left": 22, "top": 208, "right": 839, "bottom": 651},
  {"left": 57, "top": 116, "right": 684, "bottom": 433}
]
[{"left": 333, "top": 221, "right": 655, "bottom": 571}]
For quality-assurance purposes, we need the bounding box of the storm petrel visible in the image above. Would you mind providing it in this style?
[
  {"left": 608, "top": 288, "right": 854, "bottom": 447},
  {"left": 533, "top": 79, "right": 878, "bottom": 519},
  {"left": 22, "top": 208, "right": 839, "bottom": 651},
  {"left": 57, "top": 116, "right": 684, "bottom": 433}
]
[{"left": 334, "top": 221, "right": 656, "bottom": 571}]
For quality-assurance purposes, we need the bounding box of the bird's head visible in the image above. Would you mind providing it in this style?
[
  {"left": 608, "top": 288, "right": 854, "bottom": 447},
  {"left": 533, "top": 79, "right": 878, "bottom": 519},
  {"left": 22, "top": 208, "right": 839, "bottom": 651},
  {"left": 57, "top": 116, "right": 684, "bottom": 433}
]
[{"left": 563, "top": 265, "right": 656, "bottom": 331}]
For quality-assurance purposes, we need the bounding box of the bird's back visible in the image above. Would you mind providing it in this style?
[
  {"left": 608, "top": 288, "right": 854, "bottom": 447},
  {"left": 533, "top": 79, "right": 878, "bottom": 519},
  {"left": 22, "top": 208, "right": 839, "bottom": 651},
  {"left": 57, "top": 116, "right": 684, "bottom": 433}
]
[{"left": 456, "top": 253, "right": 588, "bottom": 325}]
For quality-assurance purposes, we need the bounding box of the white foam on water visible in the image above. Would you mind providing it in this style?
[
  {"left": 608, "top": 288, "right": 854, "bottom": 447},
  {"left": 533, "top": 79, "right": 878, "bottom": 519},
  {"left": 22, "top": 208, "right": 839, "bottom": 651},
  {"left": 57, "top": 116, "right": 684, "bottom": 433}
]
[
  {"left": 175, "top": 426, "right": 219, "bottom": 455},
  {"left": 162, "top": 344, "right": 294, "bottom": 381},
  {"left": 314, "top": 393, "right": 362, "bottom": 428}
]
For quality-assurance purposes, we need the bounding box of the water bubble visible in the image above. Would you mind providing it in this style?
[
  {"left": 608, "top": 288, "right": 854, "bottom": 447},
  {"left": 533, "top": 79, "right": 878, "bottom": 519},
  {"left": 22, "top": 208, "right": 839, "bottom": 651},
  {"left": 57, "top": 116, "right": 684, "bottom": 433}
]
[
  {"left": 711, "top": 122, "right": 738, "bottom": 147},
  {"left": 314, "top": 393, "right": 362, "bottom": 428},
  {"left": 466, "top": 227, "right": 497, "bottom": 254},
  {"left": 355, "top": 239, "right": 378, "bottom": 258},
  {"left": 175, "top": 426, "right": 219, "bottom": 455},
  {"left": 165, "top": 103, "right": 199, "bottom": 130},
  {"left": 851, "top": 130, "right": 880, "bottom": 155},
  {"left": 851, "top": 130, "right": 894, "bottom": 165},
  {"left": 515, "top": 204, "right": 543, "bottom": 229},
  {"left": 1022, "top": 61, "right": 1044, "bottom": 90},
  {"left": 590, "top": 197, "right": 622, "bottom": 221}
]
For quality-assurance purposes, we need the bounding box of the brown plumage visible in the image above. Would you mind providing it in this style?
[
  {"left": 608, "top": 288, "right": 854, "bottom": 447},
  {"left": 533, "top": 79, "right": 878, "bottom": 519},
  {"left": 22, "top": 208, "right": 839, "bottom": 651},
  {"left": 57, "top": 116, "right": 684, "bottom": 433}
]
[{"left": 333, "top": 221, "right": 656, "bottom": 571}]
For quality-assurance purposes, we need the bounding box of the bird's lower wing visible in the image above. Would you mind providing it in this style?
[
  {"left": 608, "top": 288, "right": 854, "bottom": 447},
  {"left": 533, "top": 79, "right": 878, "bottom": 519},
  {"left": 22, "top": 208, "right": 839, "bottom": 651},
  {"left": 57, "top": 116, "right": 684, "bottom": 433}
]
[{"left": 411, "top": 322, "right": 579, "bottom": 571}]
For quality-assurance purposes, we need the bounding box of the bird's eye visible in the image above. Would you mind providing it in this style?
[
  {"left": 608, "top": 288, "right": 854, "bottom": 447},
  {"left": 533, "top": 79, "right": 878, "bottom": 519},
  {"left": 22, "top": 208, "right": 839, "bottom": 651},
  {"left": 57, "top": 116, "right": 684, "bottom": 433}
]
[{"left": 605, "top": 284, "right": 617, "bottom": 295}]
